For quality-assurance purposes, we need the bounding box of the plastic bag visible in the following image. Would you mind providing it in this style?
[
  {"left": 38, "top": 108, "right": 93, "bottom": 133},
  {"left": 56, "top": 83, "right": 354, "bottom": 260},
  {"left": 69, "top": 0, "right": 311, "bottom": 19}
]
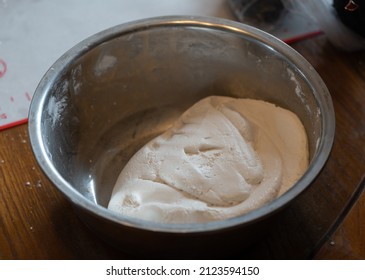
[
  {"left": 228, "top": 0, "right": 287, "bottom": 32},
  {"left": 283, "top": 0, "right": 365, "bottom": 51},
  {"left": 228, "top": 0, "right": 322, "bottom": 43}
]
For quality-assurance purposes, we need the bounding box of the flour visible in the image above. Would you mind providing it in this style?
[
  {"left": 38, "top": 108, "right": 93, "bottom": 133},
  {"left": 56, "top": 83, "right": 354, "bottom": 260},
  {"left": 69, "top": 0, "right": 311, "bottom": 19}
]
[
  {"left": 108, "top": 96, "right": 309, "bottom": 223},
  {"left": 94, "top": 55, "right": 117, "bottom": 77},
  {"left": 47, "top": 93, "right": 68, "bottom": 127}
]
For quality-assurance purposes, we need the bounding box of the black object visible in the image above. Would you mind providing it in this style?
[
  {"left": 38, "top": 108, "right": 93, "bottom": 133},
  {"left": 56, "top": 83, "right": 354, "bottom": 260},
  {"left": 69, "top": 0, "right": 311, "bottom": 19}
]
[{"left": 333, "top": 0, "right": 365, "bottom": 37}]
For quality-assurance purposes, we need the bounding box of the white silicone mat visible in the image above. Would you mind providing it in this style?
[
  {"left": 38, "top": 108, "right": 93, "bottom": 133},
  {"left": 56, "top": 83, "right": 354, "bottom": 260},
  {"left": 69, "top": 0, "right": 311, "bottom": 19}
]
[{"left": 0, "top": 0, "right": 319, "bottom": 130}]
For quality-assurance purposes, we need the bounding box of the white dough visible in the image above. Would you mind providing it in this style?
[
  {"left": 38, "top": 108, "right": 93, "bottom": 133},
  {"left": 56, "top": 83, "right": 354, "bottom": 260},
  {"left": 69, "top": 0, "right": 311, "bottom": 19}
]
[{"left": 108, "top": 96, "right": 308, "bottom": 223}]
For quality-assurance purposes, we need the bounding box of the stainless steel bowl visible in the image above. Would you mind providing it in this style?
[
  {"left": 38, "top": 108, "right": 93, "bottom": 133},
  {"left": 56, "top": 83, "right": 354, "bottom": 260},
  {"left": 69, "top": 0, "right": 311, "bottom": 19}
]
[{"left": 28, "top": 16, "right": 335, "bottom": 258}]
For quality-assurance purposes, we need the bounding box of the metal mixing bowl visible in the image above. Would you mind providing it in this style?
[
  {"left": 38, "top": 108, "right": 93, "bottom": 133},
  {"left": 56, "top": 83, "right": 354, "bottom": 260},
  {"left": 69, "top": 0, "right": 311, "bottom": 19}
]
[{"left": 28, "top": 16, "right": 335, "bottom": 258}]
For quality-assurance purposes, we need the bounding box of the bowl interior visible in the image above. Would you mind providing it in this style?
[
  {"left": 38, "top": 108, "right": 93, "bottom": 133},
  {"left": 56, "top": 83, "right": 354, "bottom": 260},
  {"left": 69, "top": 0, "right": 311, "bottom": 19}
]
[{"left": 30, "top": 18, "right": 333, "bottom": 224}]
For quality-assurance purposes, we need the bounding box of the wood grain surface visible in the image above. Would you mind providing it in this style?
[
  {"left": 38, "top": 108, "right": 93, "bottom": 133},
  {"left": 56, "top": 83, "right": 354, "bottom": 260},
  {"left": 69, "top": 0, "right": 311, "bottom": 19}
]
[{"left": 1, "top": 34, "right": 364, "bottom": 259}]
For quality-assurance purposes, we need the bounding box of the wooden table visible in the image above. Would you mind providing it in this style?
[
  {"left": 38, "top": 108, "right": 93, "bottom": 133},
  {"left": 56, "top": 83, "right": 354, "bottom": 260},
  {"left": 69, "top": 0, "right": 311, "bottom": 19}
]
[{"left": 1, "top": 34, "right": 365, "bottom": 260}]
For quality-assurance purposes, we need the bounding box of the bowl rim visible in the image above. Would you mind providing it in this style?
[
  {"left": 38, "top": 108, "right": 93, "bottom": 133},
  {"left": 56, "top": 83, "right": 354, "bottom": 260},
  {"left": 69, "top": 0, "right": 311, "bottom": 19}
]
[{"left": 28, "top": 15, "right": 335, "bottom": 234}]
